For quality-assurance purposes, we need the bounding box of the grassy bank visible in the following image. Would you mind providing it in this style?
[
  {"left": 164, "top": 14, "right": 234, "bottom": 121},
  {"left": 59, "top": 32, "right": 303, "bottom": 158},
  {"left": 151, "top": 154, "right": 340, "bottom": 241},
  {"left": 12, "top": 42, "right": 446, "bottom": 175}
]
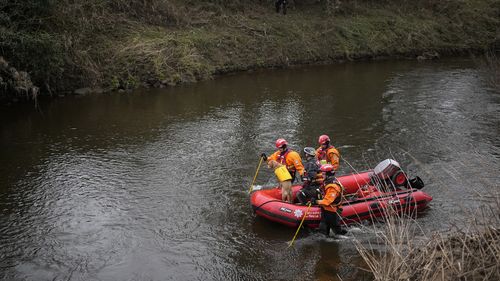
[{"left": 1, "top": 0, "right": 499, "bottom": 101}]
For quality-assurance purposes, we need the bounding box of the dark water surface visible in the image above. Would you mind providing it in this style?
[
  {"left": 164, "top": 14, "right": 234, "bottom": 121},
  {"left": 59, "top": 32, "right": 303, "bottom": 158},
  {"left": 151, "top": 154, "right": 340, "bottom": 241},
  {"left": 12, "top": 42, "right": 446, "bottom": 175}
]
[{"left": 1, "top": 59, "right": 499, "bottom": 281}]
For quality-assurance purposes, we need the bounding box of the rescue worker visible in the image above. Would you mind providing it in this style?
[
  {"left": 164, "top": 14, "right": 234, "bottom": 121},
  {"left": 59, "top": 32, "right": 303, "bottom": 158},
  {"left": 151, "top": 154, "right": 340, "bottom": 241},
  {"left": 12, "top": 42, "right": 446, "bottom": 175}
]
[
  {"left": 297, "top": 147, "right": 322, "bottom": 205},
  {"left": 275, "top": 0, "right": 288, "bottom": 15},
  {"left": 310, "top": 164, "right": 347, "bottom": 236},
  {"left": 261, "top": 138, "right": 305, "bottom": 183},
  {"left": 316, "top": 134, "right": 340, "bottom": 170}
]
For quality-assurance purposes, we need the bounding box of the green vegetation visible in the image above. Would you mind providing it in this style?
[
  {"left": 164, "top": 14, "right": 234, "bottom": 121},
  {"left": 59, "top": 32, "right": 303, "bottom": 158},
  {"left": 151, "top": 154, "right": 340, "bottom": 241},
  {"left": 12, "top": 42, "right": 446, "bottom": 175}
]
[{"left": 1, "top": 0, "right": 499, "bottom": 101}]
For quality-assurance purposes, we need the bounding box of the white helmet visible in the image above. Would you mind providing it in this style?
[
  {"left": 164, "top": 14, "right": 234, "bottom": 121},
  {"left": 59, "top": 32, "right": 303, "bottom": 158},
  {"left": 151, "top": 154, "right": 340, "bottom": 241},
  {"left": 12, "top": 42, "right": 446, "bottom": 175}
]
[{"left": 303, "top": 147, "right": 316, "bottom": 157}]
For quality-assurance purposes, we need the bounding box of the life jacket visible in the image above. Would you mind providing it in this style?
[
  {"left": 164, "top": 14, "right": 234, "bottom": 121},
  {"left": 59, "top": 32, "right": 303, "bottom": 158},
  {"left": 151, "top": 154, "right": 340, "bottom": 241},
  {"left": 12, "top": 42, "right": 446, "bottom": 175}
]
[
  {"left": 319, "top": 176, "right": 344, "bottom": 211},
  {"left": 304, "top": 159, "right": 323, "bottom": 186},
  {"left": 274, "top": 165, "right": 292, "bottom": 182},
  {"left": 303, "top": 159, "right": 318, "bottom": 180},
  {"left": 328, "top": 183, "right": 343, "bottom": 206},
  {"left": 317, "top": 145, "right": 334, "bottom": 162},
  {"left": 313, "top": 171, "right": 324, "bottom": 186},
  {"left": 277, "top": 149, "right": 296, "bottom": 172}
]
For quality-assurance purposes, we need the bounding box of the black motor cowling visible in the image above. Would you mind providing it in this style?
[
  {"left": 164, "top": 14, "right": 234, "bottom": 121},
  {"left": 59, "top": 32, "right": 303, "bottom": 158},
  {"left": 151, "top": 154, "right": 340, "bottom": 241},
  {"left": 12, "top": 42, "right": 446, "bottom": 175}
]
[{"left": 409, "top": 176, "right": 425, "bottom": 189}]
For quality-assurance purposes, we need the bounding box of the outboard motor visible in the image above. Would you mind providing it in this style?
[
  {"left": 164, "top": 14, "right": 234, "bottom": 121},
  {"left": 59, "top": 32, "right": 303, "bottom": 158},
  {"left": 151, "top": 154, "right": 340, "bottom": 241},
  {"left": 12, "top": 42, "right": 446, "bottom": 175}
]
[
  {"left": 373, "top": 159, "right": 402, "bottom": 181},
  {"left": 371, "top": 159, "right": 425, "bottom": 190}
]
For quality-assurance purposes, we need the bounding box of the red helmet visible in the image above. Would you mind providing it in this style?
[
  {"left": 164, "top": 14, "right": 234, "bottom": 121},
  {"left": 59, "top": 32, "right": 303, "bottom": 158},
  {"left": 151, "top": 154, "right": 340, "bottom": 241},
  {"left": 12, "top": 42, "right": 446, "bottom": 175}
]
[
  {"left": 318, "top": 134, "right": 330, "bottom": 145},
  {"left": 275, "top": 138, "right": 288, "bottom": 148},
  {"left": 320, "top": 164, "right": 334, "bottom": 172}
]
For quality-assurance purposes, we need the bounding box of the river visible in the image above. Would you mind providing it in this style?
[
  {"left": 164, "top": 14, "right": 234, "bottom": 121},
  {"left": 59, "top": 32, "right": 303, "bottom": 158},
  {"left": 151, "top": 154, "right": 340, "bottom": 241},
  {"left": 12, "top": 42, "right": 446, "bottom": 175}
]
[{"left": 1, "top": 58, "right": 499, "bottom": 281}]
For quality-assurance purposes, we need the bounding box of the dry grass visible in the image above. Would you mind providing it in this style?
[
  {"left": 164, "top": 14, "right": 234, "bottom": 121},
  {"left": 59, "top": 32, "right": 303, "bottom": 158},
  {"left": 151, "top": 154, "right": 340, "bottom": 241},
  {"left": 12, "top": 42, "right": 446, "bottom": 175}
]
[
  {"left": 354, "top": 189, "right": 500, "bottom": 281},
  {"left": 1, "top": 0, "right": 499, "bottom": 96}
]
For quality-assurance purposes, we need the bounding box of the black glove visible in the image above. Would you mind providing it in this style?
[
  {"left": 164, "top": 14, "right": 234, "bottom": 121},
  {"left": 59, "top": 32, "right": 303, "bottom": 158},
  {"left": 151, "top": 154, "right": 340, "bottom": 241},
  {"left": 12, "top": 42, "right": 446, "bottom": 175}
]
[
  {"left": 309, "top": 198, "right": 316, "bottom": 205},
  {"left": 260, "top": 153, "right": 267, "bottom": 160}
]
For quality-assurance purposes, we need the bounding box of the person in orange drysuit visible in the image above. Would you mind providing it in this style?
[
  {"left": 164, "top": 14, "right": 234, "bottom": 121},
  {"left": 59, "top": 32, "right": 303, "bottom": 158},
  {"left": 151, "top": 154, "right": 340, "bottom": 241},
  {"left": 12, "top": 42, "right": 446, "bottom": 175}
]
[
  {"left": 261, "top": 138, "right": 305, "bottom": 183},
  {"left": 310, "top": 164, "right": 347, "bottom": 236},
  {"left": 316, "top": 134, "right": 340, "bottom": 170}
]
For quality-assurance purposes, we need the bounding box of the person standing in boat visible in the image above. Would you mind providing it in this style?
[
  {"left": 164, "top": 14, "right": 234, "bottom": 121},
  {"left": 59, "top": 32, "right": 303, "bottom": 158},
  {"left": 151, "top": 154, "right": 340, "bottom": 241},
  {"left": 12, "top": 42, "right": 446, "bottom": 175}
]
[
  {"left": 297, "top": 147, "right": 322, "bottom": 205},
  {"left": 261, "top": 138, "right": 305, "bottom": 183},
  {"left": 316, "top": 134, "right": 340, "bottom": 170},
  {"left": 311, "top": 164, "right": 347, "bottom": 236}
]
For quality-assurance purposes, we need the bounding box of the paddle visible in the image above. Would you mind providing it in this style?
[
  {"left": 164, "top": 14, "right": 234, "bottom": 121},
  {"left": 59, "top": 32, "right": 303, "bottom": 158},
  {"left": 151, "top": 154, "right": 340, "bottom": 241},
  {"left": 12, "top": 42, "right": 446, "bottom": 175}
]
[
  {"left": 287, "top": 201, "right": 312, "bottom": 248},
  {"left": 248, "top": 156, "right": 264, "bottom": 193}
]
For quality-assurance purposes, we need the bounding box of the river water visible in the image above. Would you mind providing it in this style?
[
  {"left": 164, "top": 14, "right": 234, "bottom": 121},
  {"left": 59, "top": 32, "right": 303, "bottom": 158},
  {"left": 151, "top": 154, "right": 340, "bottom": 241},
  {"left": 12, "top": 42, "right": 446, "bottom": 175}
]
[{"left": 1, "top": 59, "right": 499, "bottom": 281}]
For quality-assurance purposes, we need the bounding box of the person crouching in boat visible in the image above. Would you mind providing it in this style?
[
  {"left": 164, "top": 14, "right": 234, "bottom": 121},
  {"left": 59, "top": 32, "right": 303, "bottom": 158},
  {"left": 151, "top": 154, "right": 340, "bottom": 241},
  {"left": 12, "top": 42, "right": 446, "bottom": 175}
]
[
  {"left": 316, "top": 134, "right": 340, "bottom": 170},
  {"left": 261, "top": 138, "right": 305, "bottom": 183},
  {"left": 267, "top": 160, "right": 293, "bottom": 203},
  {"left": 311, "top": 164, "right": 348, "bottom": 236},
  {"left": 297, "top": 147, "right": 322, "bottom": 205}
]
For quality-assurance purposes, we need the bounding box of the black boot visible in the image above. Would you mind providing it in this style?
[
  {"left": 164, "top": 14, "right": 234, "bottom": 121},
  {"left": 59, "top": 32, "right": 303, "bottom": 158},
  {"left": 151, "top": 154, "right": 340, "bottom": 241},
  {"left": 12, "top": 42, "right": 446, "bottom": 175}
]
[
  {"left": 275, "top": 1, "right": 280, "bottom": 13},
  {"left": 333, "top": 211, "right": 347, "bottom": 235},
  {"left": 335, "top": 228, "right": 348, "bottom": 236},
  {"left": 319, "top": 221, "right": 330, "bottom": 236}
]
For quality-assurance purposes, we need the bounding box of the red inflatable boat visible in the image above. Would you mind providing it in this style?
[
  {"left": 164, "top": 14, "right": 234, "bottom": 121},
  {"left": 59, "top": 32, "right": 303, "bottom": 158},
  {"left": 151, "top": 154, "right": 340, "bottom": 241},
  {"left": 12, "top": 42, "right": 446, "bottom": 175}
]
[{"left": 250, "top": 159, "right": 432, "bottom": 228}]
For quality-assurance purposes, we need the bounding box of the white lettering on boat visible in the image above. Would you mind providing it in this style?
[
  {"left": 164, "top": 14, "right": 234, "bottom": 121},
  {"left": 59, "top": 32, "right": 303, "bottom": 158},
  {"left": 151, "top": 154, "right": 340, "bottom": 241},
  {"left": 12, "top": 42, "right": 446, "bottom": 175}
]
[{"left": 279, "top": 207, "right": 292, "bottom": 213}]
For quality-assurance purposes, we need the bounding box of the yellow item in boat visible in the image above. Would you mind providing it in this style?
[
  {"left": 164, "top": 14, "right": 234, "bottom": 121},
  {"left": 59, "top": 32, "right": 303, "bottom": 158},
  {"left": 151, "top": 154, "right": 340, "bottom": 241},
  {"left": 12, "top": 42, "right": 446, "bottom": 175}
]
[{"left": 275, "top": 166, "right": 292, "bottom": 182}]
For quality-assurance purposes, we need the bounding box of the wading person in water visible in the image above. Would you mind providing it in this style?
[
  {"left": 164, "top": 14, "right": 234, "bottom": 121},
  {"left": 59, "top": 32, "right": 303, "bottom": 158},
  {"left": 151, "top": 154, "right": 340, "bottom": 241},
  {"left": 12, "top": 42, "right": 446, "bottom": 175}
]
[
  {"left": 261, "top": 138, "right": 305, "bottom": 183},
  {"left": 310, "top": 164, "right": 347, "bottom": 236},
  {"left": 267, "top": 160, "right": 293, "bottom": 203}
]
